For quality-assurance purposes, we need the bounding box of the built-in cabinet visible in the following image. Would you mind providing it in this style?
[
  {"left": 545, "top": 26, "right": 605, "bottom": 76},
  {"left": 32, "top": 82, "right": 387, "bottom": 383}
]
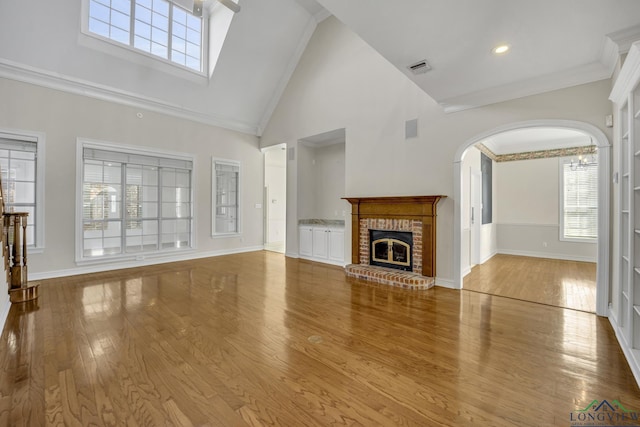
[
  {"left": 299, "top": 225, "right": 344, "bottom": 265},
  {"left": 610, "top": 40, "right": 640, "bottom": 384}
]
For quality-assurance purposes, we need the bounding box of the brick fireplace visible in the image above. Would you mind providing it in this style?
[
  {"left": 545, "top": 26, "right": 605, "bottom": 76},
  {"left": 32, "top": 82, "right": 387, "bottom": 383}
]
[{"left": 343, "top": 196, "right": 444, "bottom": 289}]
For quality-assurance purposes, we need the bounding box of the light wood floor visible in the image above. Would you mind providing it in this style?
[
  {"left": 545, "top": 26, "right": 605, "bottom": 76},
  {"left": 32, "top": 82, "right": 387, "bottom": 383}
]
[
  {"left": 464, "top": 254, "right": 597, "bottom": 313},
  {"left": 1, "top": 252, "right": 637, "bottom": 426}
]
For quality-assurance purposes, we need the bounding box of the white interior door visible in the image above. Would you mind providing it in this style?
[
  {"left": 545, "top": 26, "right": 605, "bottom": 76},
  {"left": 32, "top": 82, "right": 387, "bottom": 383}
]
[{"left": 264, "top": 145, "right": 287, "bottom": 252}]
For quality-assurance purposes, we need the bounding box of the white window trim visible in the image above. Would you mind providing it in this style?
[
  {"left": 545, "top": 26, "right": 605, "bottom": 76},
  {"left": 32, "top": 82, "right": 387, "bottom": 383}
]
[
  {"left": 212, "top": 157, "right": 241, "bottom": 237},
  {"left": 0, "top": 128, "right": 45, "bottom": 253},
  {"left": 79, "top": 0, "right": 209, "bottom": 80},
  {"left": 558, "top": 157, "right": 598, "bottom": 243},
  {"left": 76, "top": 138, "right": 197, "bottom": 264}
]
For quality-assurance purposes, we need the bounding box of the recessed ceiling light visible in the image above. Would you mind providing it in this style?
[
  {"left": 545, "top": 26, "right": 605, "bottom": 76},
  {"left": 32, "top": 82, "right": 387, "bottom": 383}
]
[{"left": 492, "top": 44, "right": 510, "bottom": 55}]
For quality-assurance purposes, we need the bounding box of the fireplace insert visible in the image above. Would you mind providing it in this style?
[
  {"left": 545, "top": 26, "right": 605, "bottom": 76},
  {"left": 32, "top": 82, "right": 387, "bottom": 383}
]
[{"left": 369, "top": 230, "right": 413, "bottom": 271}]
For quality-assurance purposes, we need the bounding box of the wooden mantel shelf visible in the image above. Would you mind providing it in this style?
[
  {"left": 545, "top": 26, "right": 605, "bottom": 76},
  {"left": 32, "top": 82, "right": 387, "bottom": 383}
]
[{"left": 343, "top": 195, "right": 446, "bottom": 277}]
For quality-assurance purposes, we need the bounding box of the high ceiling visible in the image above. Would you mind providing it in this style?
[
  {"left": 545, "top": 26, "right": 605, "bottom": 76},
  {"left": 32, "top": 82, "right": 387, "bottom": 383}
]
[
  {"left": 2, "top": 0, "right": 640, "bottom": 136},
  {"left": 313, "top": 0, "right": 640, "bottom": 112}
]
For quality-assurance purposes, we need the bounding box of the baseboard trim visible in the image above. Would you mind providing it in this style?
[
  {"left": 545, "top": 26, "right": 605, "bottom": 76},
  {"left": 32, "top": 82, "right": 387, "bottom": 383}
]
[
  {"left": 461, "top": 266, "right": 472, "bottom": 278},
  {"left": 436, "top": 277, "right": 457, "bottom": 289},
  {"left": 497, "top": 249, "right": 596, "bottom": 263},
  {"left": 30, "top": 246, "right": 265, "bottom": 280},
  {"left": 608, "top": 311, "right": 640, "bottom": 388},
  {"left": 480, "top": 250, "right": 497, "bottom": 264},
  {"left": 0, "top": 297, "right": 10, "bottom": 337},
  {"left": 285, "top": 251, "right": 299, "bottom": 259}
]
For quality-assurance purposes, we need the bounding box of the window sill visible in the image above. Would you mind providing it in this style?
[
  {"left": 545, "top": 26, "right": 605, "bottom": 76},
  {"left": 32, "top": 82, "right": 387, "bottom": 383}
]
[
  {"left": 78, "top": 31, "right": 209, "bottom": 85},
  {"left": 559, "top": 237, "right": 597, "bottom": 244},
  {"left": 75, "top": 247, "right": 195, "bottom": 266},
  {"left": 212, "top": 232, "right": 242, "bottom": 239}
]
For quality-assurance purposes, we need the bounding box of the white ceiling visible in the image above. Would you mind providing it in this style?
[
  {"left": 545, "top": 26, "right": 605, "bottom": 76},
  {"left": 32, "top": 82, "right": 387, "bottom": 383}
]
[
  {"left": 2, "top": 0, "right": 640, "bottom": 135},
  {"left": 290, "top": 0, "right": 326, "bottom": 17},
  {"left": 314, "top": 0, "right": 640, "bottom": 112},
  {"left": 480, "top": 128, "right": 592, "bottom": 155}
]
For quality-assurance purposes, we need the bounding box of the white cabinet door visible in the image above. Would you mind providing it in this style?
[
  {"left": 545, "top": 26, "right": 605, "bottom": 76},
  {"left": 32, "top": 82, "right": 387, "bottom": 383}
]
[
  {"left": 328, "top": 229, "right": 344, "bottom": 263},
  {"left": 312, "top": 228, "right": 328, "bottom": 258},
  {"left": 299, "top": 227, "right": 313, "bottom": 257}
]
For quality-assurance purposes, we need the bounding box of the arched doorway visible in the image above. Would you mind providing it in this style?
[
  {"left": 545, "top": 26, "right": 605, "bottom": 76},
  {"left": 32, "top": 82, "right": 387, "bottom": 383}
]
[{"left": 452, "top": 120, "right": 611, "bottom": 316}]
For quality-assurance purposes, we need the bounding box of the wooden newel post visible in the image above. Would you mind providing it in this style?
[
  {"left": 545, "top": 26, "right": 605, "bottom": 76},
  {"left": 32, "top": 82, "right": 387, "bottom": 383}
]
[{"left": 5, "top": 212, "right": 38, "bottom": 303}]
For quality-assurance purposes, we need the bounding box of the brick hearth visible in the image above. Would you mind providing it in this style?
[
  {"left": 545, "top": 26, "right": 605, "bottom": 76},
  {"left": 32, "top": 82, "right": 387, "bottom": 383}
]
[{"left": 345, "top": 264, "right": 435, "bottom": 290}]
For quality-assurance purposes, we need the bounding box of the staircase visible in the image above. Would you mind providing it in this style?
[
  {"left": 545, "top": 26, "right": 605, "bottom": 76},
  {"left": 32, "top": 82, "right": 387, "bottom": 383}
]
[{"left": 0, "top": 176, "right": 38, "bottom": 304}]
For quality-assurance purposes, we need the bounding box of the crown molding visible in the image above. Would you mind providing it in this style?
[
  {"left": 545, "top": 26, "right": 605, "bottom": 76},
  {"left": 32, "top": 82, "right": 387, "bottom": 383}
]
[
  {"left": 0, "top": 58, "right": 259, "bottom": 136},
  {"left": 607, "top": 24, "right": 640, "bottom": 56},
  {"left": 602, "top": 24, "right": 640, "bottom": 77},
  {"left": 610, "top": 41, "right": 640, "bottom": 104},
  {"left": 475, "top": 143, "right": 497, "bottom": 161},
  {"left": 440, "top": 61, "right": 611, "bottom": 114}
]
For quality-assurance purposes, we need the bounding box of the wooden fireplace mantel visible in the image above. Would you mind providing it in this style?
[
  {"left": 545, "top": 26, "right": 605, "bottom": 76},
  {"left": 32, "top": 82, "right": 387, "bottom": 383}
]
[{"left": 343, "top": 196, "right": 445, "bottom": 277}]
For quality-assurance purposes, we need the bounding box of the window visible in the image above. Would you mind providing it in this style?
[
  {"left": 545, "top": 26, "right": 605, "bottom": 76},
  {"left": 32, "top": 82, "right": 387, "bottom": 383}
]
[
  {"left": 560, "top": 158, "right": 598, "bottom": 241},
  {"left": 0, "top": 131, "right": 45, "bottom": 250},
  {"left": 212, "top": 159, "right": 240, "bottom": 236},
  {"left": 78, "top": 141, "right": 193, "bottom": 262},
  {"left": 87, "top": 0, "right": 204, "bottom": 72}
]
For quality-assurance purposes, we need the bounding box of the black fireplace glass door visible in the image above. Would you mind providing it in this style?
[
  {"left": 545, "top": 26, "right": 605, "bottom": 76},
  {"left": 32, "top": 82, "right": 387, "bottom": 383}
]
[
  {"left": 392, "top": 243, "right": 407, "bottom": 263},
  {"left": 374, "top": 241, "right": 388, "bottom": 260}
]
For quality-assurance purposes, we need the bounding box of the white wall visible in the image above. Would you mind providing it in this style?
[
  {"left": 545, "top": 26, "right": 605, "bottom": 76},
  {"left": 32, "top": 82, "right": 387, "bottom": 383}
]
[
  {"left": 297, "top": 142, "right": 348, "bottom": 221},
  {"left": 0, "top": 77, "right": 265, "bottom": 278},
  {"left": 297, "top": 143, "right": 317, "bottom": 220},
  {"left": 313, "top": 143, "right": 348, "bottom": 220},
  {"left": 261, "top": 17, "right": 612, "bottom": 284},
  {"left": 496, "top": 158, "right": 597, "bottom": 262}
]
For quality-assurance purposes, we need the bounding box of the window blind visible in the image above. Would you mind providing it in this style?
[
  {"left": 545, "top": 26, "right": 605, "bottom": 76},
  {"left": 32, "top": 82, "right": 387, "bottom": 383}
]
[{"left": 562, "top": 161, "right": 598, "bottom": 239}]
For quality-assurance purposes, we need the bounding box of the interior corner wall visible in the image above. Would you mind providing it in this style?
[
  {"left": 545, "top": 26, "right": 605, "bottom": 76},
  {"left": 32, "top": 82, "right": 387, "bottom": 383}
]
[
  {"left": 259, "top": 16, "right": 613, "bottom": 282},
  {"left": 0, "top": 77, "right": 264, "bottom": 277},
  {"left": 314, "top": 143, "right": 348, "bottom": 221}
]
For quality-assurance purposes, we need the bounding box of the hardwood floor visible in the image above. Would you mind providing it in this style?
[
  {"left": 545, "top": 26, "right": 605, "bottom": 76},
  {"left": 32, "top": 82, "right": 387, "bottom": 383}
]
[
  {"left": 464, "top": 254, "right": 597, "bottom": 313},
  {"left": 1, "top": 251, "right": 637, "bottom": 426}
]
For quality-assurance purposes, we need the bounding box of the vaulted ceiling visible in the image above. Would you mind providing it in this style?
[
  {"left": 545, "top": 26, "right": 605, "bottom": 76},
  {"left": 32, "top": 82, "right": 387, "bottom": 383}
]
[
  {"left": 313, "top": 0, "right": 640, "bottom": 112},
  {"left": 1, "top": 0, "right": 640, "bottom": 136}
]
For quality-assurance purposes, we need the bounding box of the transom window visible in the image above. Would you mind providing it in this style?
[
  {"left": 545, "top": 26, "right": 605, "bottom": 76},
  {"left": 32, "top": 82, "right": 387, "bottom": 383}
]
[
  {"left": 78, "top": 141, "right": 194, "bottom": 262},
  {"left": 88, "top": 0, "right": 203, "bottom": 71}
]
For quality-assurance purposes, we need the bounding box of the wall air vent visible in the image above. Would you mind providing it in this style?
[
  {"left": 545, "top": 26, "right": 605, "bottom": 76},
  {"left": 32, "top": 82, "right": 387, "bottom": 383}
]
[{"left": 407, "top": 60, "right": 432, "bottom": 75}]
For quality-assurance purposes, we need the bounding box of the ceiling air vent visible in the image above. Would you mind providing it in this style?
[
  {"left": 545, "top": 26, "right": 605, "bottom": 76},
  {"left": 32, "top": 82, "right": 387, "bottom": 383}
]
[{"left": 407, "top": 60, "right": 432, "bottom": 75}]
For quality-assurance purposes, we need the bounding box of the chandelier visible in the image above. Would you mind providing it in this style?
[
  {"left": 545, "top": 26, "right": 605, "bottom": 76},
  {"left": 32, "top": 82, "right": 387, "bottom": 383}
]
[{"left": 570, "top": 138, "right": 597, "bottom": 171}]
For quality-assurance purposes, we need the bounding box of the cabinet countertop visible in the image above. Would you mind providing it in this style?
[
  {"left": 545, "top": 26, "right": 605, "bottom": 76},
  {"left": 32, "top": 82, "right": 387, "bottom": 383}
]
[{"left": 298, "top": 219, "right": 345, "bottom": 227}]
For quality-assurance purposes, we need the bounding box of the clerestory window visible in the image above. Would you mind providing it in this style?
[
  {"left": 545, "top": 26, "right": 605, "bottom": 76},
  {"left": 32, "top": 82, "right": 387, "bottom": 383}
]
[{"left": 87, "top": 0, "right": 204, "bottom": 72}]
